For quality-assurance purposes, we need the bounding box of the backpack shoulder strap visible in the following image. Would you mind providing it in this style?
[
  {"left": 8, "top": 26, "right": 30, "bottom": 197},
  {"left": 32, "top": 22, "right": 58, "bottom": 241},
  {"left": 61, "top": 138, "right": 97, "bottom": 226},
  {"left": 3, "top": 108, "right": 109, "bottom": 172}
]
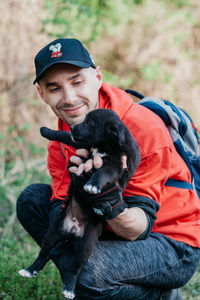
[{"left": 125, "top": 89, "right": 145, "bottom": 99}]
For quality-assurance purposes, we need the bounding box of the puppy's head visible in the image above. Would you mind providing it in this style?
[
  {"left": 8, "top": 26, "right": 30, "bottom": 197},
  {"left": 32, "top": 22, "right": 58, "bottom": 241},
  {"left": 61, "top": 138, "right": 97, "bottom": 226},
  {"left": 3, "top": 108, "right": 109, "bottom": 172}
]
[
  {"left": 40, "top": 109, "right": 127, "bottom": 150},
  {"left": 71, "top": 109, "right": 126, "bottom": 148}
]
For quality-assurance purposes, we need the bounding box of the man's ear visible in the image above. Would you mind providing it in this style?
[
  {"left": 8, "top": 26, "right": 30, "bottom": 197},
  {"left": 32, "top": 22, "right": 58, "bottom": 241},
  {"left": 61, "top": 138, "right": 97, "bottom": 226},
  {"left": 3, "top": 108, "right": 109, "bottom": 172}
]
[
  {"left": 95, "top": 66, "right": 103, "bottom": 89},
  {"left": 105, "top": 123, "right": 125, "bottom": 146},
  {"left": 36, "top": 84, "right": 45, "bottom": 102}
]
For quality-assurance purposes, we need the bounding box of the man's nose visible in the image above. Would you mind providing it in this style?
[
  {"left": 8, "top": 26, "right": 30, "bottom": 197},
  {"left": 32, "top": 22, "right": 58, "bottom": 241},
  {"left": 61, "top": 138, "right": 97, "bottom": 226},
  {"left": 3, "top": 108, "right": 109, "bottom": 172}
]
[{"left": 63, "top": 86, "right": 77, "bottom": 105}]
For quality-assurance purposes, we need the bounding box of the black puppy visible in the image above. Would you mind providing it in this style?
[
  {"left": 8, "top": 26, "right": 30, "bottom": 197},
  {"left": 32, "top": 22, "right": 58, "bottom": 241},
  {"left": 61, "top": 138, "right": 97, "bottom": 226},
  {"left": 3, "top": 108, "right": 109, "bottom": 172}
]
[{"left": 18, "top": 108, "right": 140, "bottom": 299}]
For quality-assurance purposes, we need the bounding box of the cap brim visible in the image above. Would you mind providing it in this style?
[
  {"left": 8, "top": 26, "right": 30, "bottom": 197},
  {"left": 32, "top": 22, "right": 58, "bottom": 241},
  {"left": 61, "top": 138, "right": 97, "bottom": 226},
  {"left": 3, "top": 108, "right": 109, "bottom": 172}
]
[{"left": 33, "top": 60, "right": 91, "bottom": 84}]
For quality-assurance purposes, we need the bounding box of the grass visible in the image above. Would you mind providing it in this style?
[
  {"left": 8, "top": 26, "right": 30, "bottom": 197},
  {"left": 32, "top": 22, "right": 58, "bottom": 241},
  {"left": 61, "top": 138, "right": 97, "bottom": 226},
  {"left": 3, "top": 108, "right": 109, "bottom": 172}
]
[
  {"left": 0, "top": 161, "right": 199, "bottom": 300},
  {"left": 0, "top": 234, "right": 63, "bottom": 300},
  {"left": 0, "top": 163, "right": 65, "bottom": 299}
]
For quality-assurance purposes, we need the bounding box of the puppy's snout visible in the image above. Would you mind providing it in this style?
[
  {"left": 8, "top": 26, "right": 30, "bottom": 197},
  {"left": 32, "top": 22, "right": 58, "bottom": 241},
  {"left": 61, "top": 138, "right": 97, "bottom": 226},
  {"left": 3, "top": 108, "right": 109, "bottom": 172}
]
[
  {"left": 70, "top": 125, "right": 77, "bottom": 135},
  {"left": 70, "top": 124, "right": 82, "bottom": 135},
  {"left": 70, "top": 125, "right": 75, "bottom": 131}
]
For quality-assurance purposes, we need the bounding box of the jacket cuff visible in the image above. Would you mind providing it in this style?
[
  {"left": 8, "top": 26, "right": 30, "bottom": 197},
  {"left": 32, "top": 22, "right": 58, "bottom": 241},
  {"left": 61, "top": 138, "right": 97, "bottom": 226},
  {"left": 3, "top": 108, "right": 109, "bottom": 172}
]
[
  {"left": 105, "top": 200, "right": 127, "bottom": 220},
  {"left": 124, "top": 195, "right": 160, "bottom": 240},
  {"left": 49, "top": 198, "right": 67, "bottom": 220},
  {"left": 93, "top": 199, "right": 127, "bottom": 221}
]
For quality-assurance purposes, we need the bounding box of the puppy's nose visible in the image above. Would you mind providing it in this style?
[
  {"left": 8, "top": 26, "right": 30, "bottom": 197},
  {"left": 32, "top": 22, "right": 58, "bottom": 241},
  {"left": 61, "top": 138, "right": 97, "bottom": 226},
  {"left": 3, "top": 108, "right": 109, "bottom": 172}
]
[{"left": 70, "top": 125, "right": 76, "bottom": 135}]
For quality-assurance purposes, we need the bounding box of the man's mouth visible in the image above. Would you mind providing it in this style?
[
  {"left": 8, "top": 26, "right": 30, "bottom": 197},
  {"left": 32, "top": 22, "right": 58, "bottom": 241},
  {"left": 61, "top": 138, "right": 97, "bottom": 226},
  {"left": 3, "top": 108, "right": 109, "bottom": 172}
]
[{"left": 61, "top": 104, "right": 85, "bottom": 115}]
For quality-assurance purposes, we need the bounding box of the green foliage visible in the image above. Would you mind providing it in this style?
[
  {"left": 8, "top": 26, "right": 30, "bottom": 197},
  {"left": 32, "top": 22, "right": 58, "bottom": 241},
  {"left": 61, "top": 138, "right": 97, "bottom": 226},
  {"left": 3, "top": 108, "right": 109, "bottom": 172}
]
[
  {"left": 182, "top": 266, "right": 200, "bottom": 299},
  {"left": 102, "top": 69, "right": 134, "bottom": 88},
  {"left": 42, "top": 0, "right": 145, "bottom": 43},
  {"left": 173, "top": 32, "right": 189, "bottom": 47},
  {"left": 167, "top": 0, "right": 193, "bottom": 9},
  {"left": 139, "top": 60, "right": 174, "bottom": 84},
  {"left": 0, "top": 234, "right": 63, "bottom": 300},
  {"left": 0, "top": 157, "right": 56, "bottom": 299},
  {"left": 28, "top": 143, "right": 46, "bottom": 156},
  {"left": 159, "top": 0, "right": 195, "bottom": 9},
  {"left": 140, "top": 59, "right": 162, "bottom": 81}
]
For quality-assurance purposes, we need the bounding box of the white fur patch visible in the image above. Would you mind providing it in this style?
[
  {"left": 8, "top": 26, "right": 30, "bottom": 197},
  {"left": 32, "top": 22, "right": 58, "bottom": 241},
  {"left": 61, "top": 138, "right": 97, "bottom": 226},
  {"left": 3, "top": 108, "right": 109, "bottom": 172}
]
[
  {"left": 83, "top": 183, "right": 100, "bottom": 194},
  {"left": 62, "top": 289, "right": 75, "bottom": 299},
  {"left": 18, "top": 269, "right": 38, "bottom": 278},
  {"left": 63, "top": 215, "right": 85, "bottom": 237},
  {"left": 92, "top": 148, "right": 107, "bottom": 158}
]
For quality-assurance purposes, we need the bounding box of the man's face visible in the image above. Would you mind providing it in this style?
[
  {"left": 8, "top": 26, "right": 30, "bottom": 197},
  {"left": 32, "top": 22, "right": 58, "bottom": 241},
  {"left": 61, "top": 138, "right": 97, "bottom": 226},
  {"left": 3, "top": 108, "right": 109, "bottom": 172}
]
[{"left": 37, "top": 64, "right": 102, "bottom": 125}]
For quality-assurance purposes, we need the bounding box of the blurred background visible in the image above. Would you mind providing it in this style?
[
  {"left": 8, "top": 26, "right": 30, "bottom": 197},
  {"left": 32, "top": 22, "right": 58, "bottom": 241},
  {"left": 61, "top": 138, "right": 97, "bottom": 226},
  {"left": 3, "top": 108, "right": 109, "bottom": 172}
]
[{"left": 0, "top": 0, "right": 199, "bottom": 299}]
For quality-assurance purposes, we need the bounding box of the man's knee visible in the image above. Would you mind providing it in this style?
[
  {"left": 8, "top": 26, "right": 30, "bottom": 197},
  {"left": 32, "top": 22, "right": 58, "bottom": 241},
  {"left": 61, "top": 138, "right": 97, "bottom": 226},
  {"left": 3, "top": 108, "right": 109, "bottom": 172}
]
[
  {"left": 17, "top": 184, "right": 36, "bottom": 220},
  {"left": 16, "top": 183, "right": 52, "bottom": 245},
  {"left": 16, "top": 183, "right": 51, "bottom": 224},
  {"left": 17, "top": 183, "right": 51, "bottom": 208}
]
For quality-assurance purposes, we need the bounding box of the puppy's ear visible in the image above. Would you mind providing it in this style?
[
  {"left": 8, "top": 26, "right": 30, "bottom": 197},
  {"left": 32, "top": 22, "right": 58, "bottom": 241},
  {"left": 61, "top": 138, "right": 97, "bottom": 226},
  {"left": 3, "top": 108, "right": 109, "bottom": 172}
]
[{"left": 105, "top": 123, "right": 125, "bottom": 146}]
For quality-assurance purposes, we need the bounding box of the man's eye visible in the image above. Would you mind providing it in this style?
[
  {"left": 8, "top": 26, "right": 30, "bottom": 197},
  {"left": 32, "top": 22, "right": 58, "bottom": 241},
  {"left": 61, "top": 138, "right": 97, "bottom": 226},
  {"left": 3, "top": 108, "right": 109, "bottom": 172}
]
[
  {"left": 50, "top": 87, "right": 60, "bottom": 92},
  {"left": 73, "top": 80, "right": 82, "bottom": 86}
]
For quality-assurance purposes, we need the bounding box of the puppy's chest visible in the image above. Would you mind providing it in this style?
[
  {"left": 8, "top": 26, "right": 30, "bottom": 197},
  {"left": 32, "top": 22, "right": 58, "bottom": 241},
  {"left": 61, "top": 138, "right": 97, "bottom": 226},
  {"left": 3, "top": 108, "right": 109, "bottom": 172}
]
[{"left": 62, "top": 198, "right": 86, "bottom": 237}]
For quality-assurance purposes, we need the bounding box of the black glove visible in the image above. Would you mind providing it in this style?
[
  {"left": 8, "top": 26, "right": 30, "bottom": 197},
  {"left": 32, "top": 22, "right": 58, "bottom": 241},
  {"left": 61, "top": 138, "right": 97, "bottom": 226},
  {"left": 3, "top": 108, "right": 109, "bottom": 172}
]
[{"left": 84, "top": 182, "right": 127, "bottom": 221}]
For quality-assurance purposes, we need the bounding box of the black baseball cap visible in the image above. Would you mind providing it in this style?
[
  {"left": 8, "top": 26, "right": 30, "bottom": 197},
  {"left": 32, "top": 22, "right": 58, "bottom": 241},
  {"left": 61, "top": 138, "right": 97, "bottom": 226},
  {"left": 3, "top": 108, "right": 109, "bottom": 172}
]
[{"left": 33, "top": 38, "right": 96, "bottom": 84}]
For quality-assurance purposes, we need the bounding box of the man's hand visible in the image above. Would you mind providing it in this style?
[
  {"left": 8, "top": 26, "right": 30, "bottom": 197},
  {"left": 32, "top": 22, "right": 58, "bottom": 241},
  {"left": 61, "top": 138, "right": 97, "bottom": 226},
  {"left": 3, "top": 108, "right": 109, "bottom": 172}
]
[
  {"left": 69, "top": 149, "right": 103, "bottom": 175},
  {"left": 69, "top": 149, "right": 127, "bottom": 175}
]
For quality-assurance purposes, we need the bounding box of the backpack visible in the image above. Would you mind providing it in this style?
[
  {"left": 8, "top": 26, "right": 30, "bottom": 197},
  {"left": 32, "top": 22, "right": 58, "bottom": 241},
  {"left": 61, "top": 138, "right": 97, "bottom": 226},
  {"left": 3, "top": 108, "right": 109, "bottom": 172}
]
[{"left": 125, "top": 89, "right": 200, "bottom": 199}]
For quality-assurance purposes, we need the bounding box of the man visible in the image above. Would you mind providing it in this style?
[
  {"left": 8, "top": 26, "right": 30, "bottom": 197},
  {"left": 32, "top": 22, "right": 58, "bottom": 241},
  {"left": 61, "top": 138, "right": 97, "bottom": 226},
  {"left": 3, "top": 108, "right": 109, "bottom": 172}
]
[{"left": 17, "top": 38, "right": 200, "bottom": 300}]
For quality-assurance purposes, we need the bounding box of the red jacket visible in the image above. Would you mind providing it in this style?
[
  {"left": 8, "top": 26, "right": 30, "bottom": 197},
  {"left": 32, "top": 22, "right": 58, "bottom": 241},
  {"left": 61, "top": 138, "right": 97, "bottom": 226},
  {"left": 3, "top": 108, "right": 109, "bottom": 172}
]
[{"left": 47, "top": 83, "right": 200, "bottom": 248}]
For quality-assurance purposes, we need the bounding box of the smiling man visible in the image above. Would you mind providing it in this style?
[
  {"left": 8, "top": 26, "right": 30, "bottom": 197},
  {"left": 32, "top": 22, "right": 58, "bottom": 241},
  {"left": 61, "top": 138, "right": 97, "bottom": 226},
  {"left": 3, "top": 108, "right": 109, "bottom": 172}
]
[{"left": 16, "top": 38, "right": 200, "bottom": 300}]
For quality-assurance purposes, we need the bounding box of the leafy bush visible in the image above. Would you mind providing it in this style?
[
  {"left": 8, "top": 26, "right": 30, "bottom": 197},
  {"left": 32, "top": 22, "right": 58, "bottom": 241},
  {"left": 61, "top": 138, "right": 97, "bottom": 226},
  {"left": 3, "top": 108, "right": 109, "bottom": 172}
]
[{"left": 42, "top": 0, "right": 145, "bottom": 43}]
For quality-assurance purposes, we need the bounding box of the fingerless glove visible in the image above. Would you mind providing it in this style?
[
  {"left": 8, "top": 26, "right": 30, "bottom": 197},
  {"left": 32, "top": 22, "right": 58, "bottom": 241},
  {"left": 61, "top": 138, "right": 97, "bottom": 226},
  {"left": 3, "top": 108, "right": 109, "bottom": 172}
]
[
  {"left": 80, "top": 183, "right": 127, "bottom": 221},
  {"left": 67, "top": 161, "right": 128, "bottom": 221}
]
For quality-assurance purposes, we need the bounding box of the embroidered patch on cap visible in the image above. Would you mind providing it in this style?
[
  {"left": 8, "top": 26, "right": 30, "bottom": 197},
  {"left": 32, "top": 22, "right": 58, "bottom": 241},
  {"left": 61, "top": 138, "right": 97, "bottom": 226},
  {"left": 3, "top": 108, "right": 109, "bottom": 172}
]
[{"left": 49, "top": 43, "right": 62, "bottom": 58}]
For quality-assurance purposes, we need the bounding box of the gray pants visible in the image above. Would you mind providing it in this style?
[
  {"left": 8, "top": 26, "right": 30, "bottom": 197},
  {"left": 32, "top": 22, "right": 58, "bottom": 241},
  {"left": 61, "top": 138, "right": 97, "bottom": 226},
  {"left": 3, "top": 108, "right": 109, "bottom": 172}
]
[{"left": 16, "top": 184, "right": 200, "bottom": 300}]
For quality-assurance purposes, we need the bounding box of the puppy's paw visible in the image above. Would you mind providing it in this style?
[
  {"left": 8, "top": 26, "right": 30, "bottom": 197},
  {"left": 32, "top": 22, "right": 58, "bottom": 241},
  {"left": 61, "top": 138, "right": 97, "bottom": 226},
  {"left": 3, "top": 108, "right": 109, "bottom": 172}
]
[
  {"left": 83, "top": 183, "right": 101, "bottom": 194},
  {"left": 62, "top": 288, "right": 75, "bottom": 299},
  {"left": 18, "top": 269, "right": 38, "bottom": 278}
]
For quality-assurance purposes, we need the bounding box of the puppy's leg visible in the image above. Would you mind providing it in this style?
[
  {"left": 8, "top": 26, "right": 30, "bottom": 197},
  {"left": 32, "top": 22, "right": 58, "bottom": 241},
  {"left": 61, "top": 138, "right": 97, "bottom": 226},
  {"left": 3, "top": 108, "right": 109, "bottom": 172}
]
[
  {"left": 84, "top": 166, "right": 119, "bottom": 194},
  {"left": 18, "top": 248, "right": 51, "bottom": 278},
  {"left": 61, "top": 224, "right": 102, "bottom": 299},
  {"left": 18, "top": 220, "right": 64, "bottom": 278}
]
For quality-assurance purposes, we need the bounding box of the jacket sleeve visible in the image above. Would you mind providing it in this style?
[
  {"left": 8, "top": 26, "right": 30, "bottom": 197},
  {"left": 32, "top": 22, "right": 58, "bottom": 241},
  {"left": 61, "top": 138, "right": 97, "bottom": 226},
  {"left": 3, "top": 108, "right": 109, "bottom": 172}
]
[
  {"left": 121, "top": 103, "right": 173, "bottom": 238},
  {"left": 124, "top": 147, "right": 171, "bottom": 203},
  {"left": 122, "top": 147, "right": 171, "bottom": 239},
  {"left": 47, "top": 141, "right": 71, "bottom": 201},
  {"left": 122, "top": 103, "right": 172, "bottom": 203}
]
